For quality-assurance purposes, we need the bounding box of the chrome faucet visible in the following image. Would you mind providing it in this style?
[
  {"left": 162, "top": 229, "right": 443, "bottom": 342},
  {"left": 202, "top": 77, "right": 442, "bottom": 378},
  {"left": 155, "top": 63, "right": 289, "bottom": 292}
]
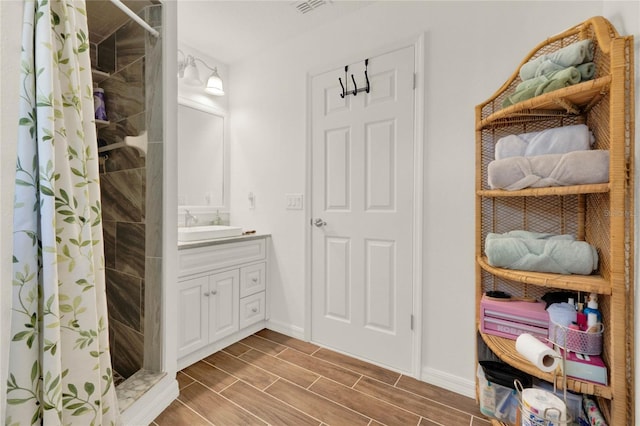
[{"left": 184, "top": 209, "right": 198, "bottom": 227}]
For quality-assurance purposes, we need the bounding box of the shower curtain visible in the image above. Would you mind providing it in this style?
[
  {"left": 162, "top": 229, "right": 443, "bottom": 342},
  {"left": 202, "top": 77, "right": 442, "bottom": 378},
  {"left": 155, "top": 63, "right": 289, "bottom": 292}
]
[{"left": 5, "top": 0, "right": 120, "bottom": 424}]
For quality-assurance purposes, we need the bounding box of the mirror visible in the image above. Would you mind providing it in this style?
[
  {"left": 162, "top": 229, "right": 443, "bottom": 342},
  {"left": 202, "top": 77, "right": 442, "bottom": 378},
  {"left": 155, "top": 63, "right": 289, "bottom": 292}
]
[{"left": 177, "top": 98, "right": 228, "bottom": 209}]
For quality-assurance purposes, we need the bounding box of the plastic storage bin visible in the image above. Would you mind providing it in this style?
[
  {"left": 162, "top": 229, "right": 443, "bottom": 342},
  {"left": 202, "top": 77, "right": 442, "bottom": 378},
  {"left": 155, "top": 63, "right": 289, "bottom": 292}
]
[
  {"left": 533, "top": 381, "right": 587, "bottom": 426},
  {"left": 477, "top": 365, "right": 518, "bottom": 423}
]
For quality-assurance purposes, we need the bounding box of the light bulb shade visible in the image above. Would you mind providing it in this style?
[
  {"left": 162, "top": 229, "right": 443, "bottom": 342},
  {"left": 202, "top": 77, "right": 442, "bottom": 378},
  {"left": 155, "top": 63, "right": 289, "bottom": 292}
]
[
  {"left": 182, "top": 63, "right": 202, "bottom": 86},
  {"left": 205, "top": 71, "right": 225, "bottom": 96}
]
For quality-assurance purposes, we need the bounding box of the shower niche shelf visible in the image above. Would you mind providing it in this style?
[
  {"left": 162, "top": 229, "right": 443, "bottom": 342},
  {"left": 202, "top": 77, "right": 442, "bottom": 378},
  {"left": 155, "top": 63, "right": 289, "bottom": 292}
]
[
  {"left": 474, "top": 16, "right": 634, "bottom": 426},
  {"left": 91, "top": 68, "right": 110, "bottom": 84},
  {"left": 95, "top": 119, "right": 110, "bottom": 128}
]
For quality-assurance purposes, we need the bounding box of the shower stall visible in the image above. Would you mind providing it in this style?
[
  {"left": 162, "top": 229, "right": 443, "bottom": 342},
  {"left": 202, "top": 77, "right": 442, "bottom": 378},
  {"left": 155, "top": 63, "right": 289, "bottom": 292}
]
[{"left": 86, "top": 0, "right": 165, "bottom": 394}]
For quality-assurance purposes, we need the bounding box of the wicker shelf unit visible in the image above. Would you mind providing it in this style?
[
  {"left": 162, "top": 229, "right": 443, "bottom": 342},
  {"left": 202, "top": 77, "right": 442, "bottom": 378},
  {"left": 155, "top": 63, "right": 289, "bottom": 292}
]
[{"left": 475, "top": 16, "right": 634, "bottom": 425}]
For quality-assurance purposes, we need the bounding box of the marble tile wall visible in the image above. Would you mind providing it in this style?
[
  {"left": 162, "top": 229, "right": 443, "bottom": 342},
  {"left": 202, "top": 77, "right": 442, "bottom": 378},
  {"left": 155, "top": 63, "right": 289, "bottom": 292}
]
[{"left": 96, "top": 5, "right": 163, "bottom": 381}]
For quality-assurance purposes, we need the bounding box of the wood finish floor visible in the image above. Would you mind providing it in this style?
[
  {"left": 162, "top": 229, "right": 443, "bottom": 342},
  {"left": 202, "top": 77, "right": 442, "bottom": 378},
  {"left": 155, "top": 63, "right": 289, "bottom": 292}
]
[{"left": 153, "top": 329, "right": 490, "bottom": 426}]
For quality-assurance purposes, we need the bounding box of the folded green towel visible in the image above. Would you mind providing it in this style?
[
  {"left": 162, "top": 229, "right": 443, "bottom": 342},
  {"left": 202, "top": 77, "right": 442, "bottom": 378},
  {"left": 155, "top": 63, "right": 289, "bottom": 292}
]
[
  {"left": 485, "top": 230, "right": 598, "bottom": 275},
  {"left": 503, "top": 67, "right": 581, "bottom": 107}
]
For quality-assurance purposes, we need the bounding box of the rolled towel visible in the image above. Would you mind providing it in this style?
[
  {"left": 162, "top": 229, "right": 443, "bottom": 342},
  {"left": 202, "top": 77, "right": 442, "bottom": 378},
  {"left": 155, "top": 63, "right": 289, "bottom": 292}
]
[
  {"left": 504, "top": 67, "right": 581, "bottom": 107},
  {"left": 576, "top": 62, "right": 595, "bottom": 80},
  {"left": 520, "top": 39, "right": 594, "bottom": 80},
  {"left": 488, "top": 150, "right": 609, "bottom": 190},
  {"left": 485, "top": 231, "right": 598, "bottom": 275},
  {"left": 533, "top": 59, "right": 564, "bottom": 78},
  {"left": 495, "top": 124, "right": 595, "bottom": 160}
]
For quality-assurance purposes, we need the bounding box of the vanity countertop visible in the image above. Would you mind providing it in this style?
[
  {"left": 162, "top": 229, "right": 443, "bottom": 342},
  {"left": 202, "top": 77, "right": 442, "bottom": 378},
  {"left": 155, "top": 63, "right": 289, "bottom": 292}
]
[{"left": 178, "top": 232, "right": 270, "bottom": 250}]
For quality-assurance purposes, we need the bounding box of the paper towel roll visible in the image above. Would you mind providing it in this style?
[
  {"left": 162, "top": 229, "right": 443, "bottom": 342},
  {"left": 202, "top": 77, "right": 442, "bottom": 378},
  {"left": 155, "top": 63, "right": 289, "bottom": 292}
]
[{"left": 515, "top": 333, "right": 559, "bottom": 373}]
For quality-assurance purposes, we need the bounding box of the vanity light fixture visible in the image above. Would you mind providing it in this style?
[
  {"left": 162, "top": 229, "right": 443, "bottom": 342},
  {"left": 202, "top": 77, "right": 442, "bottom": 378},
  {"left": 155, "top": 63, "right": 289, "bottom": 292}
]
[{"left": 178, "top": 49, "right": 225, "bottom": 96}]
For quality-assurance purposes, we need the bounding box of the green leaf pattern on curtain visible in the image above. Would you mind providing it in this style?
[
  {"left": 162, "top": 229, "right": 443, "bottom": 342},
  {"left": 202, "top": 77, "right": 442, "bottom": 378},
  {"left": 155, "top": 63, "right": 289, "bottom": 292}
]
[{"left": 6, "top": 0, "right": 120, "bottom": 424}]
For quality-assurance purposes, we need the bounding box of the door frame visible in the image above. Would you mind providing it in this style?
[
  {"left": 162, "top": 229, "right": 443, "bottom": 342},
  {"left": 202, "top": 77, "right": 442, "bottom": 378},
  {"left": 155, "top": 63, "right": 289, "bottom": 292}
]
[{"left": 304, "top": 34, "right": 426, "bottom": 378}]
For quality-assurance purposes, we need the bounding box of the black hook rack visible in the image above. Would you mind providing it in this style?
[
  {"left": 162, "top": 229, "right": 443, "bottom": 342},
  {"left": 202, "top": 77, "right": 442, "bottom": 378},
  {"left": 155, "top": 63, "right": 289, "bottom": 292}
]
[{"left": 339, "top": 59, "right": 370, "bottom": 98}]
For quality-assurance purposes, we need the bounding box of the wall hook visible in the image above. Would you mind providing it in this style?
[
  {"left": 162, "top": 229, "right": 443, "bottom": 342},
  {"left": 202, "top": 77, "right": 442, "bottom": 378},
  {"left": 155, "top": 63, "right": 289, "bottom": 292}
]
[
  {"left": 350, "top": 74, "right": 358, "bottom": 96},
  {"left": 364, "top": 58, "right": 370, "bottom": 93},
  {"left": 339, "top": 65, "right": 348, "bottom": 98}
]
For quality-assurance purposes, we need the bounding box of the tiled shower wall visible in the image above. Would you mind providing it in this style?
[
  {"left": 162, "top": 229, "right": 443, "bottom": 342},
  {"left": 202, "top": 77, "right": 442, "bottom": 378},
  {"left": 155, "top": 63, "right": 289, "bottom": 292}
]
[{"left": 91, "top": 5, "right": 163, "bottom": 381}]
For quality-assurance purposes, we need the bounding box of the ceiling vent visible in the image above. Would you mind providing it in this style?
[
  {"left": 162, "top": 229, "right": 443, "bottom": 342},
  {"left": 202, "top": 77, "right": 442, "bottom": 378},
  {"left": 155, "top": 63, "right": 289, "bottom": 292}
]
[{"left": 293, "top": 0, "right": 328, "bottom": 14}]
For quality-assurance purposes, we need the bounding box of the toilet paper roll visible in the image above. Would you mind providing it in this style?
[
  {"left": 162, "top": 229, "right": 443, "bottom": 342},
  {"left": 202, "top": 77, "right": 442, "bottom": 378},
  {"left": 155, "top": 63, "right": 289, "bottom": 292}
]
[
  {"left": 521, "top": 388, "right": 567, "bottom": 424},
  {"left": 515, "top": 333, "right": 559, "bottom": 373}
]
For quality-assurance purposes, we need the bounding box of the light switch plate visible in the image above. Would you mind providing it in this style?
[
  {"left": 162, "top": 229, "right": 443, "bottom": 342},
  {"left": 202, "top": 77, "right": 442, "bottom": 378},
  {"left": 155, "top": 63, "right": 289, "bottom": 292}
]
[{"left": 286, "top": 193, "right": 303, "bottom": 210}]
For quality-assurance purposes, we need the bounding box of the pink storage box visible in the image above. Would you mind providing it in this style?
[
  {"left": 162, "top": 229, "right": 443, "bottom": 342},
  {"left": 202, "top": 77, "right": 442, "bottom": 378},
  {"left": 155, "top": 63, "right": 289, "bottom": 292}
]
[{"left": 480, "top": 297, "right": 549, "bottom": 341}]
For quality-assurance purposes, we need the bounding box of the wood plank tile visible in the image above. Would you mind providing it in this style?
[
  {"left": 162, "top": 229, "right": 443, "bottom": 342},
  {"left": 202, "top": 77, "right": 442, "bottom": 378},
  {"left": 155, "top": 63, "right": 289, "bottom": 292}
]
[
  {"left": 419, "top": 418, "right": 441, "bottom": 425},
  {"left": 204, "top": 350, "right": 278, "bottom": 390},
  {"left": 153, "top": 398, "right": 212, "bottom": 426},
  {"left": 221, "top": 380, "right": 320, "bottom": 426},
  {"left": 239, "top": 349, "right": 320, "bottom": 388},
  {"left": 265, "top": 378, "right": 371, "bottom": 426},
  {"left": 239, "top": 334, "right": 287, "bottom": 355},
  {"left": 176, "top": 371, "right": 195, "bottom": 390},
  {"left": 309, "top": 377, "right": 420, "bottom": 425},
  {"left": 277, "top": 348, "right": 361, "bottom": 387},
  {"left": 181, "top": 360, "right": 237, "bottom": 392},
  {"left": 222, "top": 341, "right": 252, "bottom": 357},
  {"left": 178, "top": 382, "right": 266, "bottom": 425},
  {"left": 397, "top": 375, "right": 485, "bottom": 417},
  {"left": 313, "top": 347, "right": 401, "bottom": 385},
  {"left": 355, "top": 376, "right": 472, "bottom": 425},
  {"left": 256, "top": 329, "right": 320, "bottom": 354},
  {"left": 156, "top": 332, "right": 491, "bottom": 426}
]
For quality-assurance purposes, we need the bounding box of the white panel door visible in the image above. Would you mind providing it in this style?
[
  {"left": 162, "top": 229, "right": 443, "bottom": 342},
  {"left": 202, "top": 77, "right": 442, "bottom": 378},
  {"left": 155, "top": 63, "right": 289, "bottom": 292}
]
[
  {"left": 311, "top": 46, "right": 415, "bottom": 372},
  {"left": 208, "top": 269, "right": 240, "bottom": 342},
  {"left": 177, "top": 276, "right": 209, "bottom": 358}
]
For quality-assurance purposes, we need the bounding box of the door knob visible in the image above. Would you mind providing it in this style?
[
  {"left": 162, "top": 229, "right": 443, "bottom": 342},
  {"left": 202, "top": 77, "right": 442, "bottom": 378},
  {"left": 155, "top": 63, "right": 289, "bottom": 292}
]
[{"left": 313, "top": 218, "right": 327, "bottom": 227}]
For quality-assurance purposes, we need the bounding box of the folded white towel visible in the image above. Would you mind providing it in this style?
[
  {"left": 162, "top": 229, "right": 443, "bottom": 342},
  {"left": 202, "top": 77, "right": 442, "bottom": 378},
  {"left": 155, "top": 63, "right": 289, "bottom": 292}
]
[
  {"left": 495, "top": 124, "right": 594, "bottom": 160},
  {"left": 488, "top": 150, "right": 609, "bottom": 191},
  {"left": 520, "top": 39, "right": 594, "bottom": 81}
]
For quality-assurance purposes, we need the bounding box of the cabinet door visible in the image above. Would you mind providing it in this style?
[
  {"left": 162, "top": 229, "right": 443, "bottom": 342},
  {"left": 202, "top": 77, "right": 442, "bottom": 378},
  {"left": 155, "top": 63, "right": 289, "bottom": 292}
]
[
  {"left": 178, "top": 276, "right": 209, "bottom": 358},
  {"left": 240, "top": 262, "right": 266, "bottom": 298},
  {"left": 209, "top": 269, "right": 240, "bottom": 342}
]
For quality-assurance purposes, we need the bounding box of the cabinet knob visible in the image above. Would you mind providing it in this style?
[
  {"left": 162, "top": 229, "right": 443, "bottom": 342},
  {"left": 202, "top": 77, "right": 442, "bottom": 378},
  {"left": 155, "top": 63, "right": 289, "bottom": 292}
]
[
  {"left": 251, "top": 307, "right": 258, "bottom": 313},
  {"left": 252, "top": 277, "right": 258, "bottom": 283},
  {"left": 211, "top": 290, "right": 218, "bottom": 295},
  {"left": 203, "top": 291, "right": 210, "bottom": 296}
]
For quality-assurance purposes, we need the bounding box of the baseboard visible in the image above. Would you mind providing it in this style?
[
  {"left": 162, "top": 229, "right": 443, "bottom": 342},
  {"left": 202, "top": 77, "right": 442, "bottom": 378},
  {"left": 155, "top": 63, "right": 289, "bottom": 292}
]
[
  {"left": 120, "top": 375, "right": 179, "bottom": 426},
  {"left": 421, "top": 366, "right": 476, "bottom": 399},
  {"left": 266, "top": 319, "right": 305, "bottom": 340}
]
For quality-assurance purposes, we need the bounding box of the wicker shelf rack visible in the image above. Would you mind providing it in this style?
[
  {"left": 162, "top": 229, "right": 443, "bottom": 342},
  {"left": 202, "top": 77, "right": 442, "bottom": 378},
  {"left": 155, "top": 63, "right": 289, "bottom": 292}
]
[{"left": 475, "top": 16, "right": 634, "bottom": 425}]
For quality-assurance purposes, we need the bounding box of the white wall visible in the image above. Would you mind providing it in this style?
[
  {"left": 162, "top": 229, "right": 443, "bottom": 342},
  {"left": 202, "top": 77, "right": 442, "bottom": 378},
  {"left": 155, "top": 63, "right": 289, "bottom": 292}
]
[{"left": 228, "top": 0, "right": 638, "bottom": 396}]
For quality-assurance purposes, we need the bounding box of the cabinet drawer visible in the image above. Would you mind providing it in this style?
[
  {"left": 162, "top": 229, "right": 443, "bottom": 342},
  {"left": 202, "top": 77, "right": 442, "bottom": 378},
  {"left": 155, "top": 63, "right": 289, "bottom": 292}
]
[
  {"left": 240, "top": 292, "right": 265, "bottom": 329},
  {"left": 179, "top": 238, "right": 266, "bottom": 277},
  {"left": 240, "top": 262, "right": 266, "bottom": 297}
]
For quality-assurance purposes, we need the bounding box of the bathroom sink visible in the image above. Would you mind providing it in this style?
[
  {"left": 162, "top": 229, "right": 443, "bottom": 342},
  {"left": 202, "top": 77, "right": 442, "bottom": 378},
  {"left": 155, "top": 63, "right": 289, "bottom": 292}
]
[{"left": 178, "top": 225, "right": 243, "bottom": 242}]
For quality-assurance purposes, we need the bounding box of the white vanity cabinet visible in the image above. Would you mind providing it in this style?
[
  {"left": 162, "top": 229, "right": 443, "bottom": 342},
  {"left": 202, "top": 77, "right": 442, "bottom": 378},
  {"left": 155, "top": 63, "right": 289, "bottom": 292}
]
[{"left": 177, "top": 236, "right": 268, "bottom": 369}]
